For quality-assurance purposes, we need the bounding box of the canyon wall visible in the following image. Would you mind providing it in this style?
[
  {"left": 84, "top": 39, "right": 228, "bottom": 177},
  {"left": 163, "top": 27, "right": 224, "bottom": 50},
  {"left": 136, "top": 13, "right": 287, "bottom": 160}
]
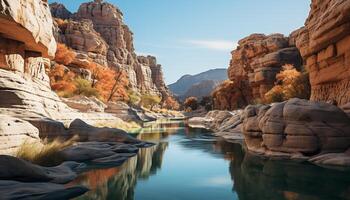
[
  {"left": 0, "top": 0, "right": 133, "bottom": 153},
  {"left": 295, "top": 0, "right": 350, "bottom": 106},
  {"left": 217, "top": 34, "right": 303, "bottom": 109},
  {"left": 51, "top": 0, "right": 171, "bottom": 99}
]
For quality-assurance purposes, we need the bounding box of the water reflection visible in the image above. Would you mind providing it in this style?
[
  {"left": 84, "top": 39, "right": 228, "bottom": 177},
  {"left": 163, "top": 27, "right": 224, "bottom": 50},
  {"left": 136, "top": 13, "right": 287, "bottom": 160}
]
[
  {"left": 72, "top": 143, "right": 168, "bottom": 200},
  {"left": 72, "top": 120, "right": 350, "bottom": 200}
]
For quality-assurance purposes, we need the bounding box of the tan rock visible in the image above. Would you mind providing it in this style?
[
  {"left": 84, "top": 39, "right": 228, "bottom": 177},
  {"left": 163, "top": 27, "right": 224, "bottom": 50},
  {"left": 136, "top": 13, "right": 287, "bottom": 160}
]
[
  {"left": 295, "top": 0, "right": 350, "bottom": 105},
  {"left": 0, "top": 0, "right": 56, "bottom": 58},
  {"left": 227, "top": 34, "right": 302, "bottom": 104},
  {"left": 0, "top": 115, "right": 40, "bottom": 155},
  {"left": 242, "top": 98, "right": 350, "bottom": 160}
]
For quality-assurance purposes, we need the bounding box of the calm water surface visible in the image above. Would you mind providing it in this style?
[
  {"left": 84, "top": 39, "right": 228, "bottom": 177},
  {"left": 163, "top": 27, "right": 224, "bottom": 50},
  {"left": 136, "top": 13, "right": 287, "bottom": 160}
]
[{"left": 71, "top": 120, "right": 350, "bottom": 200}]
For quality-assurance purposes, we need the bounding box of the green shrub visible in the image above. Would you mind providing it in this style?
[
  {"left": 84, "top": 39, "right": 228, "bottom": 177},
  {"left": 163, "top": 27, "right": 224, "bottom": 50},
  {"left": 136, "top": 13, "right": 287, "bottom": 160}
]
[
  {"left": 74, "top": 78, "right": 99, "bottom": 97},
  {"left": 140, "top": 94, "right": 161, "bottom": 110},
  {"left": 127, "top": 90, "right": 141, "bottom": 106}
]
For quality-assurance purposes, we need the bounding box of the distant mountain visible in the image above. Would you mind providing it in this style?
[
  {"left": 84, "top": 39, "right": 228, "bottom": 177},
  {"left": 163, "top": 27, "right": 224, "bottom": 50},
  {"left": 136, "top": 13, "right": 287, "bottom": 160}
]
[
  {"left": 183, "top": 80, "right": 222, "bottom": 99},
  {"left": 168, "top": 68, "right": 227, "bottom": 99}
]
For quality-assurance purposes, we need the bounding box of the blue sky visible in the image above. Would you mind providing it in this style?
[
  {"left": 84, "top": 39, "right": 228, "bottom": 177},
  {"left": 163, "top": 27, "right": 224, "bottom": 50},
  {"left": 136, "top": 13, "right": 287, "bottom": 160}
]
[{"left": 49, "top": 0, "right": 311, "bottom": 84}]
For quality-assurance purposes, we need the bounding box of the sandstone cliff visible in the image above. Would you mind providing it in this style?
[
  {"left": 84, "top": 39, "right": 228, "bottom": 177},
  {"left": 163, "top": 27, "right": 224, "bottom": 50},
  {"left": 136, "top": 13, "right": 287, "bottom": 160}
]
[
  {"left": 227, "top": 34, "right": 303, "bottom": 104},
  {"left": 0, "top": 0, "right": 147, "bottom": 153},
  {"left": 294, "top": 0, "right": 350, "bottom": 106},
  {"left": 51, "top": 1, "right": 171, "bottom": 99}
]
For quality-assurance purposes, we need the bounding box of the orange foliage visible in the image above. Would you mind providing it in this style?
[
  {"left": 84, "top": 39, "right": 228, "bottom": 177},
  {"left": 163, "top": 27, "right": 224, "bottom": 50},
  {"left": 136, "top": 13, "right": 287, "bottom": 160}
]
[
  {"left": 162, "top": 96, "right": 180, "bottom": 110},
  {"left": 50, "top": 42, "right": 129, "bottom": 101},
  {"left": 55, "top": 43, "right": 76, "bottom": 65},
  {"left": 80, "top": 61, "right": 129, "bottom": 102},
  {"left": 55, "top": 18, "right": 69, "bottom": 32},
  {"left": 184, "top": 96, "right": 199, "bottom": 111},
  {"left": 265, "top": 66, "right": 310, "bottom": 103},
  {"left": 49, "top": 64, "right": 76, "bottom": 97}
]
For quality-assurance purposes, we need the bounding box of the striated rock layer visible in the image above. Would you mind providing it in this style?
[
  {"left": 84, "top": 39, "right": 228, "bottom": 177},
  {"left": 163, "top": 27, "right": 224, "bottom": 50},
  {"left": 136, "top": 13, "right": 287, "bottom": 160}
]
[
  {"left": 241, "top": 98, "right": 350, "bottom": 164},
  {"left": 227, "top": 34, "right": 303, "bottom": 104},
  {"left": 295, "top": 0, "right": 350, "bottom": 106},
  {"left": 51, "top": 1, "right": 171, "bottom": 99}
]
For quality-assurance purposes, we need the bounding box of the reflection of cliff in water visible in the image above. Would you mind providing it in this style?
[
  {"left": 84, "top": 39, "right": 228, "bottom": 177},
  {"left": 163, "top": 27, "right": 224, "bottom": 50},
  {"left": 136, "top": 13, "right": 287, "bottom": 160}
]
[
  {"left": 73, "top": 143, "right": 168, "bottom": 200},
  {"left": 230, "top": 151, "right": 350, "bottom": 200},
  {"left": 179, "top": 136, "right": 350, "bottom": 200}
]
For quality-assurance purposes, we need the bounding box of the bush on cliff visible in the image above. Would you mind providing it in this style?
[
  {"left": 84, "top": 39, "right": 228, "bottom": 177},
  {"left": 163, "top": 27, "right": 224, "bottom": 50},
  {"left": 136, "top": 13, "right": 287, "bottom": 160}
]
[
  {"left": 265, "top": 66, "right": 311, "bottom": 103},
  {"left": 184, "top": 97, "right": 199, "bottom": 111},
  {"left": 141, "top": 94, "right": 162, "bottom": 110},
  {"left": 55, "top": 43, "right": 76, "bottom": 65},
  {"left": 162, "top": 96, "right": 180, "bottom": 110},
  {"left": 74, "top": 78, "right": 99, "bottom": 97}
]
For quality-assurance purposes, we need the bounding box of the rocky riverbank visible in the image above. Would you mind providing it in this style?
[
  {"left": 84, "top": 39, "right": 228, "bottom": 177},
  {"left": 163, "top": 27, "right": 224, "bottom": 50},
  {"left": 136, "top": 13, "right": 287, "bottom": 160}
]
[{"left": 189, "top": 98, "right": 350, "bottom": 167}]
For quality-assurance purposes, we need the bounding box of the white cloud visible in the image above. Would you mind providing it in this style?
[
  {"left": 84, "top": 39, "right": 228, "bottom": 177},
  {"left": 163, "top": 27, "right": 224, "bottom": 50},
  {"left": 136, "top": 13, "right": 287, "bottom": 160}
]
[{"left": 185, "top": 39, "right": 237, "bottom": 51}]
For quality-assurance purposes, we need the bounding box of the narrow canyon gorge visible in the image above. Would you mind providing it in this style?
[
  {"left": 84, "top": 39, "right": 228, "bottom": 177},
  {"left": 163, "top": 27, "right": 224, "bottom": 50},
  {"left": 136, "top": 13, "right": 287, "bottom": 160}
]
[{"left": 0, "top": 0, "right": 349, "bottom": 199}]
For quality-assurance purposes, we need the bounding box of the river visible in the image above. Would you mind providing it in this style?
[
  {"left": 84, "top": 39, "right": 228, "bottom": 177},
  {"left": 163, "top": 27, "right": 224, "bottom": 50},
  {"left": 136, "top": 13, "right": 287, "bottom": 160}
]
[{"left": 70, "top": 120, "right": 350, "bottom": 200}]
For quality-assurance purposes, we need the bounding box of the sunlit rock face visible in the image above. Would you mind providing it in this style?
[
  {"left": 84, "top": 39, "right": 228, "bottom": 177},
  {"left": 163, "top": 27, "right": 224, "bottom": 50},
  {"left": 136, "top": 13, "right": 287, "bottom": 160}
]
[
  {"left": 227, "top": 33, "right": 302, "bottom": 104},
  {"left": 0, "top": 0, "right": 57, "bottom": 58},
  {"left": 51, "top": 1, "right": 172, "bottom": 98},
  {"left": 241, "top": 98, "right": 350, "bottom": 160},
  {"left": 295, "top": 0, "right": 350, "bottom": 106}
]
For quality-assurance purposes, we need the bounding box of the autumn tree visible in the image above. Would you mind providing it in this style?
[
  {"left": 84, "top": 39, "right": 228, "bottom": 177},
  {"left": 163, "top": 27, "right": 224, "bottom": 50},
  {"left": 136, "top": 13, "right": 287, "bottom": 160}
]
[
  {"left": 49, "top": 64, "right": 76, "bottom": 97},
  {"left": 55, "top": 43, "right": 76, "bottom": 65},
  {"left": 200, "top": 96, "right": 213, "bottom": 111},
  {"left": 184, "top": 97, "right": 199, "bottom": 111},
  {"left": 265, "top": 65, "right": 311, "bottom": 103},
  {"left": 162, "top": 96, "right": 180, "bottom": 110}
]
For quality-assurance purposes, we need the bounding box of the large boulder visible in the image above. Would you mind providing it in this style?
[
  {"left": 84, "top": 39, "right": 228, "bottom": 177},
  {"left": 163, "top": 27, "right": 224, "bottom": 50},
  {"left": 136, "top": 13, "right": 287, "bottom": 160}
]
[
  {"left": 0, "top": 180, "right": 88, "bottom": 200},
  {"left": 67, "top": 119, "right": 150, "bottom": 145},
  {"left": 242, "top": 98, "right": 350, "bottom": 164},
  {"left": 0, "top": 155, "right": 84, "bottom": 184},
  {"left": 295, "top": 0, "right": 350, "bottom": 106}
]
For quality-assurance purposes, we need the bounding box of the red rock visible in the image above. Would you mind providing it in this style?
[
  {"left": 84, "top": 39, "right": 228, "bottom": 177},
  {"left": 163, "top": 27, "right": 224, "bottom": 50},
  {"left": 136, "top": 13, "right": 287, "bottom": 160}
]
[{"left": 295, "top": 0, "right": 350, "bottom": 106}]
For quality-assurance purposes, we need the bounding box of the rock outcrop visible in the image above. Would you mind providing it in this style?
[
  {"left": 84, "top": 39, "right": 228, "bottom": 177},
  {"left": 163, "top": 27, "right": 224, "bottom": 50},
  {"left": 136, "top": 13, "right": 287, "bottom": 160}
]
[
  {"left": 50, "top": 2, "right": 72, "bottom": 19},
  {"left": 188, "top": 110, "right": 243, "bottom": 141},
  {"left": 295, "top": 0, "right": 350, "bottom": 106},
  {"left": 0, "top": 115, "right": 40, "bottom": 155},
  {"left": 241, "top": 98, "right": 350, "bottom": 165},
  {"left": 51, "top": 1, "right": 172, "bottom": 99},
  {"left": 227, "top": 34, "right": 303, "bottom": 104}
]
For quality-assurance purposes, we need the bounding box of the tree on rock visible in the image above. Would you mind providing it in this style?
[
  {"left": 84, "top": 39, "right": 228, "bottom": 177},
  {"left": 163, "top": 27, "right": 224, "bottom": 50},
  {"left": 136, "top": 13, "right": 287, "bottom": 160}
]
[{"left": 184, "top": 97, "right": 199, "bottom": 111}]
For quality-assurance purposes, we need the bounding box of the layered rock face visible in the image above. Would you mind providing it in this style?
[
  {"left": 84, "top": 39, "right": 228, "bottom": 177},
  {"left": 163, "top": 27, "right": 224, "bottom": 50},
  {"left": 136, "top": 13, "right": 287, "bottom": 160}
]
[
  {"left": 227, "top": 34, "right": 303, "bottom": 103},
  {"left": 0, "top": 0, "right": 130, "bottom": 152},
  {"left": 242, "top": 98, "right": 350, "bottom": 159},
  {"left": 51, "top": 1, "right": 171, "bottom": 98},
  {"left": 295, "top": 0, "right": 350, "bottom": 106}
]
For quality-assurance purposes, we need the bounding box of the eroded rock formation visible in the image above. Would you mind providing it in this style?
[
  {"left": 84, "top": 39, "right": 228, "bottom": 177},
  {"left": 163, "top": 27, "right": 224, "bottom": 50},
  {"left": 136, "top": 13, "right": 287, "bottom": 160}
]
[
  {"left": 51, "top": 1, "right": 171, "bottom": 98},
  {"left": 242, "top": 98, "right": 350, "bottom": 162},
  {"left": 227, "top": 34, "right": 303, "bottom": 104},
  {"left": 295, "top": 0, "right": 350, "bottom": 106}
]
